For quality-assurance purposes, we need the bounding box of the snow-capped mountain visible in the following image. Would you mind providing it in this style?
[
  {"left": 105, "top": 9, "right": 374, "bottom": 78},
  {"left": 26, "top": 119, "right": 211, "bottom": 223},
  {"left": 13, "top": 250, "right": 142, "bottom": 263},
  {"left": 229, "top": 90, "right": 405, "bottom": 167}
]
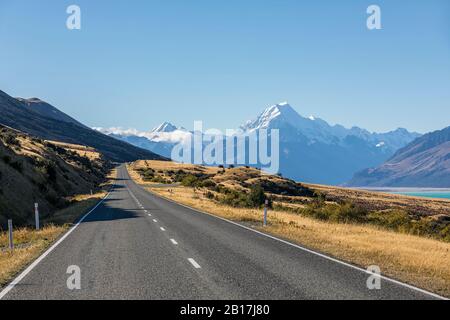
[
  {"left": 95, "top": 102, "right": 421, "bottom": 184},
  {"left": 241, "top": 102, "right": 421, "bottom": 153},
  {"left": 94, "top": 122, "right": 191, "bottom": 158},
  {"left": 348, "top": 126, "right": 450, "bottom": 187}
]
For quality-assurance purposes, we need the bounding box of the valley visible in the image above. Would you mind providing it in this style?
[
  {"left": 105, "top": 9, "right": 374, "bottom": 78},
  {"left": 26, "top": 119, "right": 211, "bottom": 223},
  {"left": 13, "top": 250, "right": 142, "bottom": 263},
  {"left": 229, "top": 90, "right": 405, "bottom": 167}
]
[{"left": 98, "top": 102, "right": 422, "bottom": 185}]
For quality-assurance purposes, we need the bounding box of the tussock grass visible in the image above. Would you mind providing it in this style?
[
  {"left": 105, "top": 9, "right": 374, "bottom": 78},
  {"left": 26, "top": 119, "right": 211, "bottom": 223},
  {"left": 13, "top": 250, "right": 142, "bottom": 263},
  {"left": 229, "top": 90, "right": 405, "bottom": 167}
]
[{"left": 0, "top": 225, "right": 66, "bottom": 287}]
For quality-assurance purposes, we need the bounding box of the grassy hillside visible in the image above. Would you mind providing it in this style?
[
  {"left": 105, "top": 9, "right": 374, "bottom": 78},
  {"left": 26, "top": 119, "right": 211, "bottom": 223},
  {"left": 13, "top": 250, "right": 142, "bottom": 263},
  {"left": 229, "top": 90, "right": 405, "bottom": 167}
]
[
  {"left": 131, "top": 160, "right": 450, "bottom": 242},
  {"left": 128, "top": 160, "right": 450, "bottom": 297},
  {"left": 0, "top": 125, "right": 110, "bottom": 228},
  {"left": 0, "top": 89, "right": 164, "bottom": 162}
]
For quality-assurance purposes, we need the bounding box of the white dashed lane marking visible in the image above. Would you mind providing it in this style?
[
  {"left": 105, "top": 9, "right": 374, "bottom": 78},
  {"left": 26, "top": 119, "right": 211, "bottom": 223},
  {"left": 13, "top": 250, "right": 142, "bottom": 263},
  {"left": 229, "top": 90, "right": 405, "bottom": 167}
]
[
  {"left": 188, "top": 258, "right": 201, "bottom": 269},
  {"left": 170, "top": 239, "right": 178, "bottom": 245}
]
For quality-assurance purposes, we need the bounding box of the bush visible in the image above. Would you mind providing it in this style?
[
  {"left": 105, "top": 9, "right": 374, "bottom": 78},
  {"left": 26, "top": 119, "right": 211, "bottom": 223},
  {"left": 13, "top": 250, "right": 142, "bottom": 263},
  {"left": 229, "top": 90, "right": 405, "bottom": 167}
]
[
  {"left": 141, "top": 169, "right": 155, "bottom": 181},
  {"left": 301, "top": 201, "right": 367, "bottom": 223},
  {"left": 204, "top": 191, "right": 215, "bottom": 199},
  {"left": 439, "top": 224, "right": 450, "bottom": 242},
  {"left": 249, "top": 185, "right": 266, "bottom": 208},
  {"left": 198, "top": 179, "right": 216, "bottom": 189},
  {"left": 367, "top": 209, "right": 411, "bottom": 231},
  {"left": 181, "top": 174, "right": 199, "bottom": 187},
  {"left": 219, "top": 190, "right": 252, "bottom": 208}
]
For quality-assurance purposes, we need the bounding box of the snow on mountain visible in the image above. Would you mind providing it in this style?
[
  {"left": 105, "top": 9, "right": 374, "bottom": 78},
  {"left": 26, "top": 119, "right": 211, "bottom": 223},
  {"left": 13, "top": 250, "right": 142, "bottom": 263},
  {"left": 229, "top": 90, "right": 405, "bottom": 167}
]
[
  {"left": 240, "top": 102, "right": 421, "bottom": 152},
  {"left": 151, "top": 122, "right": 179, "bottom": 133},
  {"left": 94, "top": 102, "right": 421, "bottom": 184},
  {"left": 94, "top": 122, "right": 191, "bottom": 144}
]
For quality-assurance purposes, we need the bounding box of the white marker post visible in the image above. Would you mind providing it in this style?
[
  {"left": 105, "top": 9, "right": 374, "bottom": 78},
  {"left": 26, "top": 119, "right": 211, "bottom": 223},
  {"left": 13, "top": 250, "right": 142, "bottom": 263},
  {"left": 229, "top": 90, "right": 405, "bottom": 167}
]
[
  {"left": 8, "top": 219, "right": 14, "bottom": 251},
  {"left": 34, "top": 203, "right": 40, "bottom": 231},
  {"left": 264, "top": 200, "right": 269, "bottom": 227}
]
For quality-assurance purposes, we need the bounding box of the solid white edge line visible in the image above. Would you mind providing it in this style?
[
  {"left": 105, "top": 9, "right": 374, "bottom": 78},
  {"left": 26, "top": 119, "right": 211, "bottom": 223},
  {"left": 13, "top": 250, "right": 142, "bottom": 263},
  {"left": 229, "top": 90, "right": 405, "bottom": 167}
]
[
  {"left": 170, "top": 239, "right": 178, "bottom": 245},
  {"left": 144, "top": 187, "right": 448, "bottom": 300},
  {"left": 0, "top": 186, "right": 114, "bottom": 300},
  {"left": 188, "top": 258, "right": 201, "bottom": 269}
]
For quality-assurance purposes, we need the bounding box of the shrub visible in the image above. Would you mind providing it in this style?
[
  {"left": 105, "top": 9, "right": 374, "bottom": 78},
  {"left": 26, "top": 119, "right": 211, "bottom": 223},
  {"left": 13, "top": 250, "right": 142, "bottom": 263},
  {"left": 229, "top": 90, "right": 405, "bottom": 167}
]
[
  {"left": 439, "top": 224, "right": 450, "bottom": 242},
  {"left": 204, "top": 191, "right": 215, "bottom": 200},
  {"left": 219, "top": 190, "right": 251, "bottom": 207},
  {"left": 249, "top": 185, "right": 266, "bottom": 208},
  {"left": 141, "top": 170, "right": 155, "bottom": 181},
  {"left": 181, "top": 174, "right": 199, "bottom": 187},
  {"left": 367, "top": 209, "right": 411, "bottom": 231},
  {"left": 301, "top": 201, "right": 367, "bottom": 223},
  {"left": 198, "top": 179, "right": 216, "bottom": 189}
]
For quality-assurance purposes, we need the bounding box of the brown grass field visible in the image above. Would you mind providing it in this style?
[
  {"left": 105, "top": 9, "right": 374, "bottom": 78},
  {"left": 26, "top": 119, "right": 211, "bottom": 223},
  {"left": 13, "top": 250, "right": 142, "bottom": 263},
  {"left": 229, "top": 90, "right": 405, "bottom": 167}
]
[{"left": 129, "top": 160, "right": 450, "bottom": 298}]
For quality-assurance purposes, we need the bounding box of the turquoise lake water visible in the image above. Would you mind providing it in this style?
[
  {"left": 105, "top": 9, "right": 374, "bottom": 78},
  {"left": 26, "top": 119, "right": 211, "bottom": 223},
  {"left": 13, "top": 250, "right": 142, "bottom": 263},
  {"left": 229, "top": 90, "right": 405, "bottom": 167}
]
[{"left": 391, "top": 192, "right": 450, "bottom": 200}]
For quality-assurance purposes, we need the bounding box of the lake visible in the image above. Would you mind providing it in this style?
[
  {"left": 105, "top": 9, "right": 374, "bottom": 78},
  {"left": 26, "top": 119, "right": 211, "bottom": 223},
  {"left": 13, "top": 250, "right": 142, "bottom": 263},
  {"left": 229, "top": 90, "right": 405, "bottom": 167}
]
[
  {"left": 391, "top": 191, "right": 450, "bottom": 200},
  {"left": 359, "top": 188, "right": 450, "bottom": 200}
]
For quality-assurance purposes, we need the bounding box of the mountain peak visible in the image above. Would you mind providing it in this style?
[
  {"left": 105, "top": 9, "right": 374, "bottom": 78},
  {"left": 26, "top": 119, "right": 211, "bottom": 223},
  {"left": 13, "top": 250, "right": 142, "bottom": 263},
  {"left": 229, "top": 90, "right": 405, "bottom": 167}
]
[
  {"left": 241, "top": 102, "right": 303, "bottom": 132},
  {"left": 151, "top": 122, "right": 179, "bottom": 133}
]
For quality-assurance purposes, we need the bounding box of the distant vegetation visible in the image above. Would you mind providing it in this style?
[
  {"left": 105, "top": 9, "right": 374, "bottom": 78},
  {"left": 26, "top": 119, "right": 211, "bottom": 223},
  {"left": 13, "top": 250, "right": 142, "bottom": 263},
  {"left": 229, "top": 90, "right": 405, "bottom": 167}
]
[
  {"left": 135, "top": 161, "right": 450, "bottom": 242},
  {"left": 277, "top": 197, "right": 450, "bottom": 242}
]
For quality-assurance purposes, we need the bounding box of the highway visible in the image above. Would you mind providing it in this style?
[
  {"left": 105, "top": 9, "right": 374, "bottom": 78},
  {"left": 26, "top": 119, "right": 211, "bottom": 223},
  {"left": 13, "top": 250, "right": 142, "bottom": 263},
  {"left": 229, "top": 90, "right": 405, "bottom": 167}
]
[{"left": 0, "top": 165, "right": 442, "bottom": 300}]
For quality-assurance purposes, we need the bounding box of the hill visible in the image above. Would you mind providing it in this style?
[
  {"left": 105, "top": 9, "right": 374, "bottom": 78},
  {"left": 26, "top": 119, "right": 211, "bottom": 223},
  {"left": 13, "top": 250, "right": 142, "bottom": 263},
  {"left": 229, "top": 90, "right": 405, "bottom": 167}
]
[
  {"left": 0, "top": 90, "right": 164, "bottom": 162},
  {"left": 348, "top": 126, "right": 450, "bottom": 187},
  {"left": 0, "top": 125, "right": 109, "bottom": 228},
  {"left": 97, "top": 102, "right": 420, "bottom": 184}
]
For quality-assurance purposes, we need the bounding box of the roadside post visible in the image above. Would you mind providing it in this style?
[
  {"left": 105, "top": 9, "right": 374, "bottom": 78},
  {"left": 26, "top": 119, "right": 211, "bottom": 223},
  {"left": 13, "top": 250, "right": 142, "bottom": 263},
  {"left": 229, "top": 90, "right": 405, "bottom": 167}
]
[
  {"left": 264, "top": 200, "right": 269, "bottom": 227},
  {"left": 34, "top": 203, "right": 40, "bottom": 231},
  {"left": 8, "top": 219, "right": 14, "bottom": 252}
]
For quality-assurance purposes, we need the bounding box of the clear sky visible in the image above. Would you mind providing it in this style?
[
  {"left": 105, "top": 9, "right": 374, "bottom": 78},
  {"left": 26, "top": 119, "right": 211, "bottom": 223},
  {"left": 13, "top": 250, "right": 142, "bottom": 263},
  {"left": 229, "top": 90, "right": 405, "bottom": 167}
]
[{"left": 0, "top": 0, "right": 449, "bottom": 133}]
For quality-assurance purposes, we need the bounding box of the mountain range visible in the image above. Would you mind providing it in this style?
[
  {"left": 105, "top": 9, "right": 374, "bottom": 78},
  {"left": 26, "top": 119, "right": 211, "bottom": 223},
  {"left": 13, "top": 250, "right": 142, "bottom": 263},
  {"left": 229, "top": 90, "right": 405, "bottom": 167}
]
[
  {"left": 348, "top": 126, "right": 450, "bottom": 187},
  {"left": 0, "top": 90, "right": 163, "bottom": 162},
  {"left": 97, "top": 102, "right": 422, "bottom": 185},
  {"left": 1, "top": 88, "right": 446, "bottom": 187}
]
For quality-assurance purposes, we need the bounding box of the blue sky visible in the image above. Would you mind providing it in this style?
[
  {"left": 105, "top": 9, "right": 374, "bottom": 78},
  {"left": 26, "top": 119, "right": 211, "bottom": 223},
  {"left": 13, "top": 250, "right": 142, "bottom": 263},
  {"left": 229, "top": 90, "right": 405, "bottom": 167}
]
[{"left": 0, "top": 0, "right": 449, "bottom": 133}]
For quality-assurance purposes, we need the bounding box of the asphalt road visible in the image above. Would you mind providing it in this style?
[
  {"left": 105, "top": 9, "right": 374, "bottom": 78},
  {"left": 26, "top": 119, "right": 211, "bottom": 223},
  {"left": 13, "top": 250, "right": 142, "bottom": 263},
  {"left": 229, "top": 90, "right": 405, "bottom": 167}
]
[{"left": 1, "top": 165, "right": 443, "bottom": 300}]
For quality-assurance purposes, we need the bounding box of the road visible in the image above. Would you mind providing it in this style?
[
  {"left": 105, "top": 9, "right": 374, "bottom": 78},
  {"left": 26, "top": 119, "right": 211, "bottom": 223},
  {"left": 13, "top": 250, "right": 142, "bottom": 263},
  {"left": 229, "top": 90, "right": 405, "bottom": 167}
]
[{"left": 1, "top": 165, "right": 442, "bottom": 300}]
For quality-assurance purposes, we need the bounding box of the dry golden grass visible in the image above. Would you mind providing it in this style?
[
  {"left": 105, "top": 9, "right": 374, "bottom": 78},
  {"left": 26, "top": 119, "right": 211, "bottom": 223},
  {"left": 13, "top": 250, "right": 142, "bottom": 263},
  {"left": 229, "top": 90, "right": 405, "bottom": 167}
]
[
  {"left": 47, "top": 140, "right": 101, "bottom": 160},
  {"left": 0, "top": 225, "right": 66, "bottom": 287},
  {"left": 309, "top": 184, "right": 450, "bottom": 217},
  {"left": 129, "top": 161, "right": 450, "bottom": 297},
  {"left": 0, "top": 169, "right": 116, "bottom": 289}
]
